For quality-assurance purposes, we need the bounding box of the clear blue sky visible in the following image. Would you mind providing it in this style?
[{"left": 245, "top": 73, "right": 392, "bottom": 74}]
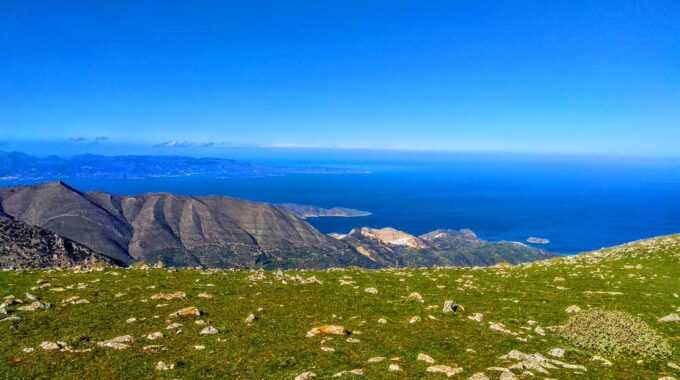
[{"left": 1, "top": 1, "right": 678, "bottom": 157}]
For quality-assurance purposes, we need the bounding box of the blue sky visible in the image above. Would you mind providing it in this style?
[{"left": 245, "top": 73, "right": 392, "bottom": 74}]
[{"left": 1, "top": 1, "right": 678, "bottom": 157}]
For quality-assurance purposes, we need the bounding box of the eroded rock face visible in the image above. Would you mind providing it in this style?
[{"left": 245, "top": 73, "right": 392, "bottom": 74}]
[{"left": 352, "top": 227, "right": 428, "bottom": 249}]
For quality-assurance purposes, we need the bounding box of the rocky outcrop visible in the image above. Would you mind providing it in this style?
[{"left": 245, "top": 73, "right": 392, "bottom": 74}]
[
  {"left": 332, "top": 227, "right": 552, "bottom": 267},
  {"left": 0, "top": 215, "right": 117, "bottom": 269}
]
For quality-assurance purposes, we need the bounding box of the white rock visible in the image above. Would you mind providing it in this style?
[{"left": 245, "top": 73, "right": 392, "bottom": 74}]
[
  {"left": 156, "top": 361, "right": 174, "bottom": 371},
  {"left": 565, "top": 305, "right": 582, "bottom": 313},
  {"left": 658, "top": 313, "right": 680, "bottom": 323},
  {"left": 388, "top": 364, "right": 402, "bottom": 372},
  {"left": 548, "top": 348, "right": 565, "bottom": 358},
  {"left": 146, "top": 332, "right": 164, "bottom": 340},
  {"left": 468, "top": 313, "right": 484, "bottom": 322},
  {"left": 200, "top": 326, "right": 219, "bottom": 335},
  {"left": 417, "top": 353, "right": 436, "bottom": 363},
  {"left": 364, "top": 287, "right": 378, "bottom": 294},
  {"left": 426, "top": 365, "right": 463, "bottom": 377},
  {"left": 295, "top": 372, "right": 316, "bottom": 380}
]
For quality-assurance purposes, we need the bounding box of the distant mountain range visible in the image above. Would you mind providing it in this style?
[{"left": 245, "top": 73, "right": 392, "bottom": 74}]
[
  {"left": 0, "top": 182, "right": 551, "bottom": 269},
  {"left": 0, "top": 151, "right": 364, "bottom": 183}
]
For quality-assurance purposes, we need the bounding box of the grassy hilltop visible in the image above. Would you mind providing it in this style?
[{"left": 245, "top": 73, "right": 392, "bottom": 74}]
[{"left": 1, "top": 235, "right": 679, "bottom": 379}]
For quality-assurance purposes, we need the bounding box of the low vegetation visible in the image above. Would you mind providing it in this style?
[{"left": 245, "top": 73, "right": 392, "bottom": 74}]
[
  {"left": 1, "top": 235, "right": 679, "bottom": 379},
  {"left": 559, "top": 309, "right": 672, "bottom": 359}
]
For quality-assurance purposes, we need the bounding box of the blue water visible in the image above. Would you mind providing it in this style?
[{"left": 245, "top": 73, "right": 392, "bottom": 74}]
[{"left": 62, "top": 157, "right": 680, "bottom": 255}]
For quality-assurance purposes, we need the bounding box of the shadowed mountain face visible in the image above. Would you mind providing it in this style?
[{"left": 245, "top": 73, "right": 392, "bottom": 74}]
[
  {"left": 0, "top": 182, "right": 551, "bottom": 269},
  {"left": 0, "top": 215, "right": 117, "bottom": 269},
  {"left": 0, "top": 182, "right": 374, "bottom": 269}
]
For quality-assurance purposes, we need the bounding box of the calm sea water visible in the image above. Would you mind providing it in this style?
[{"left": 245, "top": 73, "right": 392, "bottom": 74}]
[{"left": 62, "top": 157, "right": 680, "bottom": 255}]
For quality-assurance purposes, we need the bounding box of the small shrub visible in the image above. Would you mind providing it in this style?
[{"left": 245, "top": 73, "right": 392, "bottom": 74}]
[{"left": 559, "top": 309, "right": 672, "bottom": 359}]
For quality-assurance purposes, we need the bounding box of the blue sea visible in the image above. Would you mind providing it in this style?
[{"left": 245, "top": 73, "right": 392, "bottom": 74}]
[{"left": 60, "top": 154, "right": 680, "bottom": 255}]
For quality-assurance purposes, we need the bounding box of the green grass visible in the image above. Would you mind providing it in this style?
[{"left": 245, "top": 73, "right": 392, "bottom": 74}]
[{"left": 1, "top": 235, "right": 679, "bottom": 379}]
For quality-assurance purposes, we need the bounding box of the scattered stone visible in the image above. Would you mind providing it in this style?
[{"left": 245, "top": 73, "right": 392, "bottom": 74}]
[
  {"left": 442, "top": 300, "right": 460, "bottom": 313},
  {"left": 142, "top": 345, "right": 165, "bottom": 353},
  {"left": 346, "top": 337, "right": 360, "bottom": 343},
  {"left": 548, "top": 348, "right": 565, "bottom": 358},
  {"left": 499, "top": 350, "right": 586, "bottom": 374},
  {"left": 126, "top": 317, "right": 137, "bottom": 324},
  {"left": 468, "top": 313, "right": 484, "bottom": 322},
  {"left": 195, "top": 345, "right": 206, "bottom": 350},
  {"left": 17, "top": 300, "right": 50, "bottom": 312},
  {"left": 295, "top": 371, "right": 316, "bottom": 380},
  {"left": 321, "top": 346, "right": 335, "bottom": 352},
  {"left": 306, "top": 325, "right": 351, "bottom": 337},
  {"left": 367, "top": 357, "right": 385, "bottom": 363},
  {"left": 409, "top": 316, "right": 421, "bottom": 324},
  {"left": 97, "top": 335, "right": 134, "bottom": 350},
  {"left": 388, "top": 364, "right": 402, "bottom": 372},
  {"left": 166, "top": 322, "right": 182, "bottom": 329},
  {"left": 0, "top": 315, "right": 21, "bottom": 322},
  {"left": 244, "top": 313, "right": 257, "bottom": 325},
  {"left": 198, "top": 293, "right": 214, "bottom": 299},
  {"left": 364, "top": 287, "right": 378, "bottom": 294},
  {"left": 468, "top": 373, "right": 489, "bottom": 380},
  {"left": 146, "top": 332, "right": 164, "bottom": 340},
  {"left": 377, "top": 318, "right": 387, "bottom": 324},
  {"left": 565, "top": 305, "right": 582, "bottom": 313},
  {"left": 426, "top": 365, "right": 463, "bottom": 377},
  {"left": 40, "top": 341, "right": 69, "bottom": 351},
  {"left": 156, "top": 361, "right": 174, "bottom": 371},
  {"left": 22, "top": 347, "right": 34, "bottom": 353},
  {"left": 200, "top": 326, "right": 219, "bottom": 335},
  {"left": 417, "top": 353, "right": 436, "bottom": 363},
  {"left": 169, "top": 306, "right": 201, "bottom": 318},
  {"left": 489, "top": 322, "right": 516, "bottom": 335},
  {"left": 151, "top": 292, "right": 187, "bottom": 301},
  {"left": 659, "top": 313, "right": 680, "bottom": 323},
  {"left": 534, "top": 326, "right": 545, "bottom": 336},
  {"left": 407, "top": 292, "right": 424, "bottom": 302},
  {"left": 668, "top": 362, "right": 680, "bottom": 371},
  {"left": 499, "top": 372, "right": 518, "bottom": 380},
  {"left": 332, "top": 369, "right": 364, "bottom": 377}
]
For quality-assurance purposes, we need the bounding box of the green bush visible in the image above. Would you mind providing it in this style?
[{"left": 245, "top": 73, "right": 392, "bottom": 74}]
[{"left": 559, "top": 309, "right": 672, "bottom": 359}]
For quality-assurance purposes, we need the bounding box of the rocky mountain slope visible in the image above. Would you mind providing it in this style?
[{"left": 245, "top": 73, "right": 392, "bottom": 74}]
[
  {"left": 332, "top": 227, "right": 552, "bottom": 266},
  {"left": 0, "top": 215, "right": 116, "bottom": 269},
  {"left": 0, "top": 182, "right": 550, "bottom": 269},
  {"left": 0, "top": 182, "right": 373, "bottom": 269}
]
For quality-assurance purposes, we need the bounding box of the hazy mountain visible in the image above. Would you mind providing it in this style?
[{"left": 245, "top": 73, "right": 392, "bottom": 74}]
[
  {"left": 275, "top": 203, "right": 371, "bottom": 219},
  {"left": 0, "top": 151, "right": 363, "bottom": 183},
  {"left": 0, "top": 215, "right": 117, "bottom": 269}
]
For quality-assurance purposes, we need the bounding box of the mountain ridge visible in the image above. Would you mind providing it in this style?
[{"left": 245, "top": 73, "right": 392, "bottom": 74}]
[{"left": 0, "top": 182, "right": 551, "bottom": 269}]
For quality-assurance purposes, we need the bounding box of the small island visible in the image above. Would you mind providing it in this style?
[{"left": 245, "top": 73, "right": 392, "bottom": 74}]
[{"left": 527, "top": 237, "right": 550, "bottom": 244}]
